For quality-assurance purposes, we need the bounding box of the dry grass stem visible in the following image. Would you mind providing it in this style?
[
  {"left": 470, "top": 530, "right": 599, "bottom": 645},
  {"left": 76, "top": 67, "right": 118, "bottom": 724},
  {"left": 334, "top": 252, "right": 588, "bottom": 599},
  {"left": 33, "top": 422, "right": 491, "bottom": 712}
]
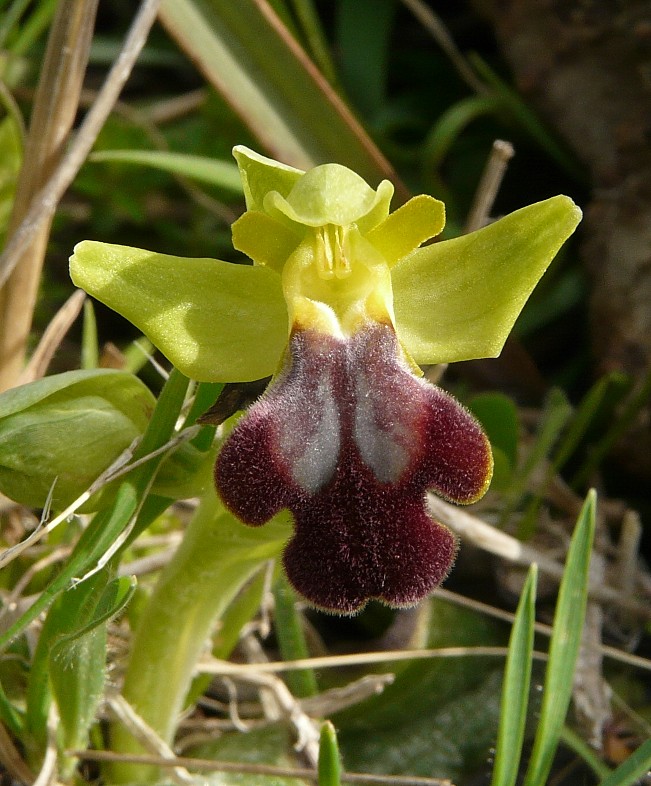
[
  {"left": 107, "top": 694, "right": 194, "bottom": 785},
  {"left": 70, "top": 749, "right": 455, "bottom": 786},
  {"left": 0, "top": 0, "right": 161, "bottom": 388},
  {"left": 300, "top": 674, "right": 395, "bottom": 716},
  {"left": 0, "top": 720, "right": 34, "bottom": 784},
  {"left": 237, "top": 633, "right": 321, "bottom": 764},
  {"left": 0, "top": 0, "right": 99, "bottom": 391},
  {"left": 427, "top": 493, "right": 651, "bottom": 620},
  {"left": 434, "top": 586, "right": 651, "bottom": 673},
  {"left": 573, "top": 551, "right": 612, "bottom": 749},
  {"left": 464, "top": 139, "right": 516, "bottom": 232},
  {"left": 0, "top": 546, "right": 71, "bottom": 623},
  {"left": 0, "top": 425, "right": 198, "bottom": 571},
  {"left": 147, "top": 89, "right": 208, "bottom": 125},
  {"left": 202, "top": 646, "right": 516, "bottom": 676},
  {"left": 81, "top": 88, "right": 237, "bottom": 224},
  {"left": 18, "top": 289, "right": 86, "bottom": 385},
  {"left": 613, "top": 510, "right": 642, "bottom": 597},
  {"left": 400, "top": 0, "right": 486, "bottom": 96},
  {"left": 118, "top": 544, "right": 181, "bottom": 578},
  {"left": 0, "top": 78, "right": 27, "bottom": 140}
]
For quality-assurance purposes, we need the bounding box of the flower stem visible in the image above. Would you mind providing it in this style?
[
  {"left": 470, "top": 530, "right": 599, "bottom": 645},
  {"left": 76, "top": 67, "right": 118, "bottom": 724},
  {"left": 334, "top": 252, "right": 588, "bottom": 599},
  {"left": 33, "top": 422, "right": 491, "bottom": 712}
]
[{"left": 109, "top": 491, "right": 289, "bottom": 784}]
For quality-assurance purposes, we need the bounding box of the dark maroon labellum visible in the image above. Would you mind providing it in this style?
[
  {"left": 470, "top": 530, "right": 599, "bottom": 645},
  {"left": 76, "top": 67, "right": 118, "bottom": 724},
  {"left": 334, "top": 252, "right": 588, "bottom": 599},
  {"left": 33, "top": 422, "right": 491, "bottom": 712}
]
[{"left": 216, "top": 322, "right": 492, "bottom": 614}]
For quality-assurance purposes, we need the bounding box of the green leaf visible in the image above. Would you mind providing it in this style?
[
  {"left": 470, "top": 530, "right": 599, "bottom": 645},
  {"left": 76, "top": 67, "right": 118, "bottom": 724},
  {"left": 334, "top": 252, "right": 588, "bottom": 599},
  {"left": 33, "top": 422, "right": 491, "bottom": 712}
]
[
  {"left": 318, "top": 721, "right": 342, "bottom": 786},
  {"left": 188, "top": 723, "right": 310, "bottom": 785},
  {"left": 157, "top": 0, "right": 407, "bottom": 196},
  {"left": 522, "top": 490, "right": 596, "bottom": 786},
  {"left": 0, "top": 679, "right": 23, "bottom": 737},
  {"left": 560, "top": 726, "right": 611, "bottom": 780},
  {"left": 0, "top": 369, "right": 190, "bottom": 654},
  {"left": 51, "top": 575, "right": 136, "bottom": 654},
  {"left": 89, "top": 149, "right": 243, "bottom": 192},
  {"left": 290, "top": 0, "right": 337, "bottom": 86},
  {"left": 391, "top": 196, "right": 582, "bottom": 365},
  {"left": 25, "top": 570, "right": 109, "bottom": 757},
  {"left": 70, "top": 240, "right": 289, "bottom": 382},
  {"left": 490, "top": 565, "right": 537, "bottom": 786},
  {"left": 470, "top": 55, "right": 586, "bottom": 182},
  {"left": 423, "top": 94, "right": 504, "bottom": 173},
  {"left": 0, "top": 369, "right": 155, "bottom": 509},
  {"left": 553, "top": 372, "right": 628, "bottom": 475},
  {"left": 50, "top": 575, "right": 136, "bottom": 778},
  {"left": 151, "top": 439, "right": 215, "bottom": 500},
  {"left": 501, "top": 387, "right": 572, "bottom": 536},
  {"left": 273, "top": 573, "right": 318, "bottom": 698},
  {"left": 0, "top": 368, "right": 152, "bottom": 421},
  {"left": 572, "top": 369, "right": 651, "bottom": 490},
  {"left": 335, "top": 0, "right": 395, "bottom": 118},
  {"left": 468, "top": 392, "right": 519, "bottom": 469},
  {"left": 519, "top": 375, "right": 626, "bottom": 535},
  {"left": 336, "top": 598, "right": 504, "bottom": 782}
]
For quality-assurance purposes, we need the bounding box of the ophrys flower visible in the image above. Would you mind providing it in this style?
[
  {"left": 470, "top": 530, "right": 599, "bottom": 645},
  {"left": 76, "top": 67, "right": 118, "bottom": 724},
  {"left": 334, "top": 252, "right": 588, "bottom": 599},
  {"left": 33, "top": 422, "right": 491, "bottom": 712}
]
[{"left": 70, "top": 146, "right": 581, "bottom": 613}]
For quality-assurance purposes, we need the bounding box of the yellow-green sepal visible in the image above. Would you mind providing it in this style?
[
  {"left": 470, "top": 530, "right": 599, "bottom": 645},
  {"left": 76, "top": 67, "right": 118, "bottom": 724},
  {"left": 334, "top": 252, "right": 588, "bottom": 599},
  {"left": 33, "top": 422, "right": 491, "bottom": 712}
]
[
  {"left": 70, "top": 241, "right": 288, "bottom": 382},
  {"left": 392, "top": 195, "right": 582, "bottom": 364},
  {"left": 264, "top": 163, "right": 394, "bottom": 230},
  {"left": 233, "top": 144, "right": 303, "bottom": 212}
]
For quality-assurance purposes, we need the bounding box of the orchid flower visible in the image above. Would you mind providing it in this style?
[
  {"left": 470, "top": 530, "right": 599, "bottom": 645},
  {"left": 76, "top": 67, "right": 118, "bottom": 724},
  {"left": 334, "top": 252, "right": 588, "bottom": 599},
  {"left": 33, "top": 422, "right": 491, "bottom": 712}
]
[{"left": 70, "top": 146, "right": 581, "bottom": 614}]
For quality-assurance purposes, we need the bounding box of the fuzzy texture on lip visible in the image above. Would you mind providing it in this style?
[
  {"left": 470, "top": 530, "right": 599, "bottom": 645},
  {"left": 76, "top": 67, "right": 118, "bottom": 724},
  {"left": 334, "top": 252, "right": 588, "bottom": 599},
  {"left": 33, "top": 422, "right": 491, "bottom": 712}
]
[{"left": 215, "top": 322, "right": 492, "bottom": 614}]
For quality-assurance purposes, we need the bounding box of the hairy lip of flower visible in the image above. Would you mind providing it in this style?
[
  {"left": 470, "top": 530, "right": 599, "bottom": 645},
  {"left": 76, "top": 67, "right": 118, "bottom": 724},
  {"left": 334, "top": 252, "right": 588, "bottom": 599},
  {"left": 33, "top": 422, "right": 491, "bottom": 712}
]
[
  {"left": 68, "top": 145, "right": 582, "bottom": 613},
  {"left": 215, "top": 322, "right": 493, "bottom": 615}
]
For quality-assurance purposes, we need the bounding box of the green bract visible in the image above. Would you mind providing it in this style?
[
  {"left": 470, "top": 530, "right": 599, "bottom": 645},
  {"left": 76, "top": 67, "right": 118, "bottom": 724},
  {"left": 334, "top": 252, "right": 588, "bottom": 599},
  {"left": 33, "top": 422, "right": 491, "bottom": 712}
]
[
  {"left": 0, "top": 370, "right": 154, "bottom": 509},
  {"left": 70, "top": 146, "right": 582, "bottom": 383}
]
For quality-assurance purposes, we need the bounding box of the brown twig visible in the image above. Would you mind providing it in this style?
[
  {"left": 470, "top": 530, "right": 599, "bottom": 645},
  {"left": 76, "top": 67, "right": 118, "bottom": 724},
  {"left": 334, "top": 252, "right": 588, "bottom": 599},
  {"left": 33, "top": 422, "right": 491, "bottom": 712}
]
[
  {"left": 70, "top": 749, "right": 454, "bottom": 786},
  {"left": 427, "top": 493, "right": 651, "bottom": 621}
]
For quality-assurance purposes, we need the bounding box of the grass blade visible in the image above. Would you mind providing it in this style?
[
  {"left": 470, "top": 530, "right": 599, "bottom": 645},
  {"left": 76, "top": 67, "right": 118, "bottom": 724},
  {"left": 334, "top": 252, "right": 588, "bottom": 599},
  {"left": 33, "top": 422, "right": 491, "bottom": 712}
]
[
  {"left": 89, "top": 150, "right": 243, "bottom": 192},
  {"left": 318, "top": 721, "right": 342, "bottom": 786},
  {"left": 490, "top": 564, "right": 537, "bottom": 786},
  {"left": 522, "top": 490, "right": 597, "bottom": 786},
  {"left": 157, "top": 0, "right": 407, "bottom": 197},
  {"left": 273, "top": 573, "right": 319, "bottom": 698}
]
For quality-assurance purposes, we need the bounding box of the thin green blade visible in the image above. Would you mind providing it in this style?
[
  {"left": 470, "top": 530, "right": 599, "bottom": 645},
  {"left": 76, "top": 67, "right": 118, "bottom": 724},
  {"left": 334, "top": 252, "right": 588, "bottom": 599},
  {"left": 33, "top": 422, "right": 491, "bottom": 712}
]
[
  {"left": 522, "top": 490, "right": 597, "bottom": 786},
  {"left": 490, "top": 564, "right": 537, "bottom": 786}
]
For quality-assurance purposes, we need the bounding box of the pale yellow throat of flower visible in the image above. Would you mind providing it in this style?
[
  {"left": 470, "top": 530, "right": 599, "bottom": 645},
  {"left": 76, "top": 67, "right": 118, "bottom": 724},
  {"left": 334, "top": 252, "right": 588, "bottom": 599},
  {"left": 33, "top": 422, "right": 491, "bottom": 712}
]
[{"left": 282, "top": 222, "right": 396, "bottom": 339}]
